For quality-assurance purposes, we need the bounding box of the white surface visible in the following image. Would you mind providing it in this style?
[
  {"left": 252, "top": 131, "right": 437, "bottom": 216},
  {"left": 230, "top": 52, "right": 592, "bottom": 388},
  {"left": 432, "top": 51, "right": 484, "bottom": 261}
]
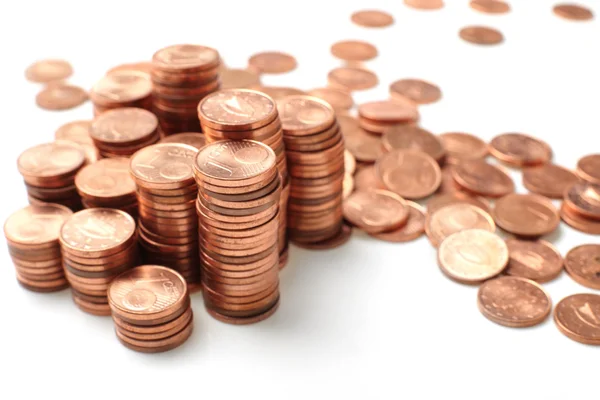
[{"left": 1, "top": 1, "right": 599, "bottom": 399}]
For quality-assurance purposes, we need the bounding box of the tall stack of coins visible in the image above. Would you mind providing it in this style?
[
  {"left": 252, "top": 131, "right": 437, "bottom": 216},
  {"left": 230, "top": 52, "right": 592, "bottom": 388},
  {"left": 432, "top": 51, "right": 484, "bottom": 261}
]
[
  {"left": 74, "top": 158, "right": 138, "bottom": 218},
  {"left": 130, "top": 143, "right": 201, "bottom": 286},
  {"left": 4, "top": 204, "right": 73, "bottom": 292},
  {"left": 278, "top": 95, "right": 345, "bottom": 244},
  {"left": 90, "top": 108, "right": 160, "bottom": 158},
  {"left": 194, "top": 140, "right": 281, "bottom": 324},
  {"left": 108, "top": 265, "right": 193, "bottom": 353},
  {"left": 151, "top": 44, "right": 221, "bottom": 135},
  {"left": 89, "top": 70, "right": 153, "bottom": 115},
  {"left": 197, "top": 89, "right": 290, "bottom": 265},
  {"left": 59, "top": 209, "right": 138, "bottom": 315},
  {"left": 17, "top": 141, "right": 86, "bottom": 211}
]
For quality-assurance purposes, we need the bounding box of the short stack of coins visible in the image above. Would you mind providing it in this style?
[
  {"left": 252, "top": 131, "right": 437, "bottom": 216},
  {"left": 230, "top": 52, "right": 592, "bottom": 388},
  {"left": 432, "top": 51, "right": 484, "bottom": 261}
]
[
  {"left": 151, "top": 44, "right": 221, "bottom": 135},
  {"left": 59, "top": 208, "right": 138, "bottom": 315},
  {"left": 561, "top": 181, "right": 600, "bottom": 234},
  {"left": 194, "top": 140, "right": 281, "bottom": 324},
  {"left": 130, "top": 143, "right": 201, "bottom": 287},
  {"left": 278, "top": 95, "right": 345, "bottom": 244},
  {"left": 17, "top": 141, "right": 87, "bottom": 211},
  {"left": 108, "top": 265, "right": 193, "bottom": 353},
  {"left": 89, "top": 70, "right": 153, "bottom": 115},
  {"left": 4, "top": 204, "right": 72, "bottom": 292},
  {"left": 198, "top": 89, "right": 290, "bottom": 267},
  {"left": 75, "top": 158, "right": 138, "bottom": 218},
  {"left": 357, "top": 99, "right": 419, "bottom": 135},
  {"left": 90, "top": 108, "right": 160, "bottom": 158}
]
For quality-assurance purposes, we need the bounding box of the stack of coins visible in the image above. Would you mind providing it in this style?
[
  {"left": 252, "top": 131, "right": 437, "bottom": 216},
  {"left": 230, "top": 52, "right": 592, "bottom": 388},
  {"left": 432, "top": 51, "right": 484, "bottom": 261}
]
[
  {"left": 74, "top": 158, "right": 138, "bottom": 218},
  {"left": 151, "top": 44, "right": 221, "bottom": 135},
  {"left": 4, "top": 204, "right": 72, "bottom": 292},
  {"left": 108, "top": 265, "right": 193, "bottom": 353},
  {"left": 89, "top": 70, "right": 153, "bottom": 115},
  {"left": 357, "top": 99, "right": 419, "bottom": 135},
  {"left": 90, "top": 108, "right": 160, "bottom": 158},
  {"left": 278, "top": 95, "right": 345, "bottom": 244},
  {"left": 130, "top": 143, "right": 201, "bottom": 286},
  {"left": 561, "top": 182, "right": 600, "bottom": 234},
  {"left": 59, "top": 209, "right": 138, "bottom": 315},
  {"left": 17, "top": 141, "right": 86, "bottom": 211},
  {"left": 159, "top": 132, "right": 206, "bottom": 149},
  {"left": 197, "top": 89, "right": 290, "bottom": 265},
  {"left": 194, "top": 140, "right": 281, "bottom": 324}
]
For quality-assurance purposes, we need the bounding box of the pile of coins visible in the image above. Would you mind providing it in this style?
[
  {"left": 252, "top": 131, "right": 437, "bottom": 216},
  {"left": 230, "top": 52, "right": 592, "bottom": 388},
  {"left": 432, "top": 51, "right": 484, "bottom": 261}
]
[
  {"left": 198, "top": 89, "right": 290, "bottom": 265},
  {"left": 279, "top": 96, "right": 345, "bottom": 246},
  {"left": 75, "top": 158, "right": 138, "bottom": 218},
  {"left": 130, "top": 143, "right": 201, "bottom": 287},
  {"left": 90, "top": 108, "right": 160, "bottom": 158},
  {"left": 4, "top": 204, "right": 72, "bottom": 292},
  {"left": 152, "top": 44, "right": 221, "bottom": 135},
  {"left": 17, "top": 141, "right": 86, "bottom": 211},
  {"left": 89, "top": 70, "right": 153, "bottom": 115},
  {"left": 108, "top": 265, "right": 193, "bottom": 353},
  {"left": 194, "top": 140, "right": 281, "bottom": 324},
  {"left": 59, "top": 209, "right": 138, "bottom": 315}
]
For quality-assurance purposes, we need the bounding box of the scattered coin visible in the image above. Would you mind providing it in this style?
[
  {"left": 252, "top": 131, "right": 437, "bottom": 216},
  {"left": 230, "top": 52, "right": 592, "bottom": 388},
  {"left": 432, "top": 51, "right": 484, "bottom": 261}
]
[
  {"left": 459, "top": 26, "right": 504, "bottom": 45},
  {"left": 370, "top": 201, "right": 426, "bottom": 242},
  {"left": 469, "top": 0, "right": 510, "bottom": 14},
  {"left": 328, "top": 67, "right": 378, "bottom": 91},
  {"left": 404, "top": 0, "right": 444, "bottom": 10},
  {"left": 358, "top": 99, "right": 419, "bottom": 134},
  {"left": 343, "top": 190, "right": 409, "bottom": 234},
  {"left": 351, "top": 10, "right": 395, "bottom": 28},
  {"left": 106, "top": 61, "right": 153, "bottom": 75},
  {"left": 220, "top": 68, "right": 261, "bottom": 89},
  {"left": 248, "top": 51, "right": 297, "bottom": 74},
  {"left": 452, "top": 160, "right": 515, "bottom": 198},
  {"left": 492, "top": 193, "right": 560, "bottom": 237},
  {"left": 554, "top": 293, "right": 600, "bottom": 345},
  {"left": 376, "top": 149, "right": 441, "bottom": 199},
  {"left": 389, "top": 79, "right": 442, "bottom": 105},
  {"left": 35, "top": 84, "right": 88, "bottom": 110},
  {"left": 505, "top": 239, "right": 564, "bottom": 283},
  {"left": 308, "top": 87, "right": 354, "bottom": 111},
  {"left": 564, "top": 182, "right": 600, "bottom": 221},
  {"left": 426, "top": 203, "right": 496, "bottom": 247},
  {"left": 331, "top": 40, "right": 378, "bottom": 62},
  {"left": 576, "top": 154, "right": 600, "bottom": 184},
  {"left": 553, "top": 4, "right": 594, "bottom": 21},
  {"left": 159, "top": 132, "right": 206, "bottom": 149},
  {"left": 560, "top": 202, "right": 600, "bottom": 234},
  {"left": 341, "top": 117, "right": 384, "bottom": 162},
  {"left": 381, "top": 125, "right": 445, "bottom": 163},
  {"left": 523, "top": 164, "right": 580, "bottom": 199},
  {"left": 427, "top": 192, "right": 491, "bottom": 215},
  {"left": 354, "top": 165, "right": 384, "bottom": 192},
  {"left": 90, "top": 70, "right": 153, "bottom": 114},
  {"left": 565, "top": 244, "right": 600, "bottom": 290},
  {"left": 55, "top": 120, "right": 94, "bottom": 145},
  {"left": 439, "top": 132, "right": 488, "bottom": 165},
  {"left": 489, "top": 132, "right": 552, "bottom": 167},
  {"left": 25, "top": 59, "right": 73, "bottom": 83}
]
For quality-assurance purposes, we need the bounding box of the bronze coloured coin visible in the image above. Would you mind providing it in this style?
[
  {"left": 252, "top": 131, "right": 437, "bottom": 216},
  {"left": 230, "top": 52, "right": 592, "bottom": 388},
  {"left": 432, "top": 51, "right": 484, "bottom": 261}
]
[
  {"left": 130, "top": 143, "right": 198, "bottom": 190},
  {"left": 248, "top": 51, "right": 297, "bottom": 74},
  {"left": 342, "top": 121, "right": 384, "bottom": 162},
  {"left": 489, "top": 133, "right": 552, "bottom": 167},
  {"left": 107, "top": 61, "right": 153, "bottom": 75},
  {"left": 426, "top": 203, "right": 495, "bottom": 247},
  {"left": 553, "top": 4, "right": 594, "bottom": 21},
  {"left": 427, "top": 193, "right": 490, "bottom": 215},
  {"left": 308, "top": 87, "right": 354, "bottom": 112},
  {"left": 370, "top": 201, "right": 426, "bottom": 242},
  {"left": 565, "top": 245, "right": 600, "bottom": 290},
  {"left": 35, "top": 84, "right": 88, "bottom": 110},
  {"left": 25, "top": 59, "right": 73, "bottom": 83},
  {"left": 343, "top": 189, "right": 409, "bottom": 233},
  {"left": 254, "top": 86, "right": 305, "bottom": 101},
  {"left": 576, "top": 154, "right": 600, "bottom": 184},
  {"left": 452, "top": 160, "right": 515, "bottom": 198},
  {"left": 55, "top": 120, "right": 93, "bottom": 145},
  {"left": 328, "top": 67, "right": 378, "bottom": 91},
  {"left": 376, "top": 150, "right": 441, "bottom": 200},
  {"left": 278, "top": 95, "right": 335, "bottom": 136},
  {"left": 152, "top": 44, "right": 220, "bottom": 72},
  {"left": 4, "top": 204, "right": 72, "bottom": 248},
  {"left": 351, "top": 10, "right": 394, "bottom": 28},
  {"left": 330, "top": 40, "right": 378, "bottom": 62},
  {"left": 469, "top": 0, "right": 510, "bottom": 14},
  {"left": 459, "top": 26, "right": 504, "bottom": 45},
  {"left": 90, "top": 107, "right": 158, "bottom": 144},
  {"left": 523, "top": 164, "right": 579, "bottom": 199},
  {"left": 389, "top": 79, "right": 442, "bottom": 105},
  {"left": 354, "top": 165, "right": 384, "bottom": 192},
  {"left": 293, "top": 224, "right": 352, "bottom": 250},
  {"left": 116, "top": 318, "right": 194, "bottom": 353},
  {"left": 492, "top": 194, "right": 560, "bottom": 237},
  {"left": 564, "top": 182, "right": 600, "bottom": 220},
  {"left": 359, "top": 100, "right": 419, "bottom": 125},
  {"left": 404, "top": 0, "right": 444, "bottom": 10},
  {"left": 439, "top": 132, "right": 488, "bottom": 165},
  {"left": 554, "top": 294, "right": 600, "bottom": 345},
  {"left": 438, "top": 229, "right": 508, "bottom": 284},
  {"left": 90, "top": 70, "right": 152, "bottom": 107},
  {"left": 560, "top": 203, "right": 600, "bottom": 234},
  {"left": 381, "top": 125, "right": 445, "bottom": 162},
  {"left": 220, "top": 68, "right": 261, "bottom": 89},
  {"left": 17, "top": 141, "right": 86, "bottom": 185},
  {"left": 75, "top": 158, "right": 136, "bottom": 201},
  {"left": 505, "top": 239, "right": 564, "bottom": 283},
  {"left": 160, "top": 132, "right": 206, "bottom": 149},
  {"left": 478, "top": 276, "right": 551, "bottom": 328}
]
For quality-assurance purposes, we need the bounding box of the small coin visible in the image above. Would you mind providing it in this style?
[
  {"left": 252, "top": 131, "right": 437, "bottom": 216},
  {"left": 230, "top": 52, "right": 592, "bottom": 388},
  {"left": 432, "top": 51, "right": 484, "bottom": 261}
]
[
  {"left": 55, "top": 120, "right": 93, "bottom": 145},
  {"left": 439, "top": 132, "right": 488, "bottom": 165},
  {"left": 576, "top": 154, "right": 600, "bottom": 184},
  {"left": 248, "top": 51, "right": 297, "bottom": 74},
  {"left": 489, "top": 132, "right": 552, "bottom": 167},
  {"left": 278, "top": 95, "right": 335, "bottom": 135},
  {"left": 505, "top": 239, "right": 564, "bottom": 283},
  {"left": 36, "top": 84, "right": 88, "bottom": 110},
  {"left": 553, "top": 4, "right": 594, "bottom": 21},
  {"left": 159, "top": 132, "right": 206, "bottom": 149},
  {"left": 564, "top": 182, "right": 600, "bottom": 220},
  {"left": 554, "top": 293, "right": 600, "bottom": 345},
  {"left": 382, "top": 125, "right": 445, "bottom": 162},
  {"left": 152, "top": 44, "right": 220, "bottom": 71},
  {"left": 469, "top": 0, "right": 510, "bottom": 14},
  {"left": 359, "top": 100, "right": 419, "bottom": 124},
  {"left": 343, "top": 190, "right": 409, "bottom": 233},
  {"left": 91, "top": 107, "right": 158, "bottom": 144},
  {"left": 376, "top": 149, "right": 441, "bottom": 200},
  {"left": 560, "top": 203, "right": 600, "bottom": 234},
  {"left": 354, "top": 165, "right": 384, "bottom": 192},
  {"left": 459, "top": 26, "right": 504, "bottom": 45},
  {"left": 478, "top": 276, "right": 551, "bottom": 327},
  {"left": 438, "top": 229, "right": 508, "bottom": 284},
  {"left": 565, "top": 244, "right": 600, "bottom": 290},
  {"left": 328, "top": 67, "right": 378, "bottom": 91},
  {"left": 389, "top": 79, "right": 442, "bottom": 105},
  {"left": 426, "top": 203, "right": 495, "bottom": 247},
  {"left": 492, "top": 193, "right": 560, "bottom": 237},
  {"left": 370, "top": 201, "right": 426, "bottom": 242},
  {"left": 404, "top": 0, "right": 444, "bottom": 10},
  {"left": 308, "top": 87, "right": 354, "bottom": 111},
  {"left": 220, "top": 68, "right": 261, "bottom": 89},
  {"left": 427, "top": 192, "right": 490, "bottom": 215},
  {"left": 331, "top": 40, "right": 378, "bottom": 62},
  {"left": 75, "top": 158, "right": 136, "bottom": 200},
  {"left": 25, "top": 59, "right": 73, "bottom": 83},
  {"left": 523, "top": 164, "right": 579, "bottom": 199},
  {"left": 4, "top": 204, "right": 73, "bottom": 247},
  {"left": 351, "top": 10, "right": 394, "bottom": 28},
  {"left": 130, "top": 143, "right": 198, "bottom": 189},
  {"left": 452, "top": 160, "right": 515, "bottom": 198}
]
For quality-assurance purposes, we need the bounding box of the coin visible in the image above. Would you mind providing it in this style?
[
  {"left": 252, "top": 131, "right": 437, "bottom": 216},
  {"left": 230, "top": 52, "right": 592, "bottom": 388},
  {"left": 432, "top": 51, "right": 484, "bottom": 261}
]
[
  {"left": 159, "top": 132, "right": 206, "bottom": 149},
  {"left": 75, "top": 158, "right": 136, "bottom": 204},
  {"left": 254, "top": 86, "right": 305, "bottom": 101},
  {"left": 389, "top": 79, "right": 442, "bottom": 105},
  {"left": 452, "top": 160, "right": 515, "bottom": 198},
  {"left": 554, "top": 293, "right": 600, "bottom": 345},
  {"left": 477, "top": 276, "right": 551, "bottom": 327},
  {"left": 376, "top": 150, "right": 441, "bottom": 199},
  {"left": 55, "top": 120, "right": 93, "bottom": 145},
  {"left": 107, "top": 61, "right": 153, "bottom": 75},
  {"left": 381, "top": 125, "right": 445, "bottom": 162},
  {"left": 427, "top": 192, "right": 490, "bottom": 215},
  {"left": 351, "top": 10, "right": 394, "bottom": 28},
  {"left": 308, "top": 87, "right": 354, "bottom": 112},
  {"left": 35, "top": 84, "right": 88, "bottom": 110},
  {"left": 522, "top": 164, "right": 579, "bottom": 199},
  {"left": 4, "top": 204, "right": 72, "bottom": 249},
  {"left": 560, "top": 203, "right": 600, "bottom": 234},
  {"left": 343, "top": 190, "right": 409, "bottom": 233},
  {"left": 459, "top": 26, "right": 504, "bottom": 45},
  {"left": 553, "top": 4, "right": 594, "bottom": 21},
  {"left": 505, "top": 239, "right": 564, "bottom": 283},
  {"left": 564, "top": 182, "right": 600, "bottom": 220},
  {"left": 438, "top": 229, "right": 508, "bottom": 284},
  {"left": 354, "top": 165, "right": 384, "bottom": 192},
  {"left": 426, "top": 203, "right": 495, "bottom": 247},
  {"left": 489, "top": 133, "right": 552, "bottom": 167},
  {"left": 565, "top": 244, "right": 600, "bottom": 290},
  {"left": 331, "top": 40, "right": 378, "bottom": 62},
  {"left": 404, "top": 0, "right": 444, "bottom": 10},
  {"left": 370, "top": 201, "right": 426, "bottom": 242},
  {"left": 342, "top": 124, "right": 384, "bottom": 162},
  {"left": 576, "top": 154, "right": 600, "bottom": 184},
  {"left": 328, "top": 67, "right": 378, "bottom": 91},
  {"left": 130, "top": 143, "right": 198, "bottom": 190},
  {"left": 469, "top": 0, "right": 510, "bottom": 14},
  {"left": 492, "top": 193, "right": 560, "bottom": 237},
  {"left": 248, "top": 51, "right": 297, "bottom": 74},
  {"left": 294, "top": 223, "right": 352, "bottom": 250},
  {"left": 25, "top": 59, "right": 73, "bottom": 83},
  {"left": 359, "top": 100, "right": 419, "bottom": 126},
  {"left": 90, "top": 70, "right": 152, "bottom": 110},
  {"left": 439, "top": 132, "right": 488, "bottom": 165},
  {"left": 220, "top": 68, "right": 261, "bottom": 89}
]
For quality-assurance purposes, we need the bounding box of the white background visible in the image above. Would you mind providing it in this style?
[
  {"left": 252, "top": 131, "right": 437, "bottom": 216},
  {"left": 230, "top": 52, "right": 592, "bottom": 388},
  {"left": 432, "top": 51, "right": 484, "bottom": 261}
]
[{"left": 1, "top": 1, "right": 599, "bottom": 399}]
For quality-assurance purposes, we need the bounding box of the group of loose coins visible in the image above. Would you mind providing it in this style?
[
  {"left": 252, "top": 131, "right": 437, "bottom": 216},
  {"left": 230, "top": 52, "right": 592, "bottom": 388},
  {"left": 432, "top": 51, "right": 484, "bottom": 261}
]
[
  {"left": 90, "top": 70, "right": 153, "bottom": 115},
  {"left": 194, "top": 140, "right": 281, "bottom": 324},
  {"left": 130, "top": 143, "right": 201, "bottom": 287},
  {"left": 59, "top": 208, "right": 138, "bottom": 315},
  {"left": 108, "top": 265, "right": 194, "bottom": 352},
  {"left": 152, "top": 44, "right": 222, "bottom": 135}
]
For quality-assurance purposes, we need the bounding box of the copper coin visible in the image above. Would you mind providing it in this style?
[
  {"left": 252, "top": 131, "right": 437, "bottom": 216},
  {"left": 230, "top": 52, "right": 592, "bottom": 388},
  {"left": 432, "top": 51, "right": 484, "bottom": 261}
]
[
  {"left": 351, "top": 10, "right": 394, "bottom": 28},
  {"left": 560, "top": 203, "right": 600, "bottom": 234},
  {"left": 404, "top": 0, "right": 444, "bottom": 10},
  {"left": 553, "top": 4, "right": 594, "bottom": 21},
  {"left": 469, "top": 0, "right": 510, "bottom": 14},
  {"left": 328, "top": 67, "right": 378, "bottom": 91},
  {"left": 459, "top": 26, "right": 504, "bottom": 45},
  {"left": 382, "top": 125, "right": 445, "bottom": 162},
  {"left": 426, "top": 203, "right": 495, "bottom": 247},
  {"left": 55, "top": 120, "right": 93, "bottom": 145},
  {"left": 576, "top": 154, "right": 600, "bottom": 184},
  {"left": 17, "top": 141, "right": 86, "bottom": 184},
  {"left": 4, "top": 204, "right": 72, "bottom": 248},
  {"left": 427, "top": 193, "right": 490, "bottom": 215},
  {"left": 343, "top": 189, "right": 409, "bottom": 233},
  {"left": 107, "top": 61, "right": 153, "bottom": 75},
  {"left": 91, "top": 107, "right": 158, "bottom": 144},
  {"left": 152, "top": 44, "right": 220, "bottom": 72},
  {"left": 115, "top": 307, "right": 193, "bottom": 339},
  {"left": 564, "top": 182, "right": 600, "bottom": 220},
  {"left": 331, "top": 40, "right": 378, "bottom": 62},
  {"left": 554, "top": 294, "right": 600, "bottom": 345},
  {"left": 220, "top": 68, "right": 261, "bottom": 89},
  {"left": 478, "top": 276, "right": 551, "bottom": 327},
  {"left": 343, "top": 128, "right": 384, "bottom": 163},
  {"left": 370, "top": 201, "right": 426, "bottom": 242},
  {"left": 389, "top": 79, "right": 441, "bottom": 105},
  {"left": 36, "top": 84, "right": 88, "bottom": 110},
  {"left": 253, "top": 86, "right": 305, "bottom": 101},
  {"left": 492, "top": 194, "right": 560, "bottom": 237},
  {"left": 376, "top": 150, "right": 441, "bottom": 199},
  {"left": 248, "top": 51, "right": 297, "bottom": 74},
  {"left": 90, "top": 70, "right": 152, "bottom": 106},
  {"left": 565, "top": 245, "right": 600, "bottom": 290},
  {"left": 452, "top": 160, "right": 514, "bottom": 198},
  {"left": 278, "top": 95, "right": 335, "bottom": 136},
  {"left": 294, "top": 224, "right": 352, "bottom": 250},
  {"left": 359, "top": 100, "right": 419, "bottom": 124},
  {"left": 523, "top": 164, "right": 579, "bottom": 199},
  {"left": 437, "top": 166, "right": 463, "bottom": 194},
  {"left": 130, "top": 143, "right": 198, "bottom": 190},
  {"left": 206, "top": 297, "right": 280, "bottom": 325},
  {"left": 25, "top": 59, "right": 73, "bottom": 83},
  {"left": 308, "top": 87, "right": 354, "bottom": 111},
  {"left": 439, "top": 132, "right": 488, "bottom": 164},
  {"left": 354, "top": 165, "right": 384, "bottom": 192},
  {"left": 160, "top": 132, "right": 206, "bottom": 149},
  {"left": 489, "top": 133, "right": 552, "bottom": 167},
  {"left": 438, "top": 229, "right": 508, "bottom": 284},
  {"left": 116, "top": 318, "right": 193, "bottom": 353},
  {"left": 75, "top": 158, "right": 136, "bottom": 200},
  {"left": 505, "top": 239, "right": 563, "bottom": 283}
]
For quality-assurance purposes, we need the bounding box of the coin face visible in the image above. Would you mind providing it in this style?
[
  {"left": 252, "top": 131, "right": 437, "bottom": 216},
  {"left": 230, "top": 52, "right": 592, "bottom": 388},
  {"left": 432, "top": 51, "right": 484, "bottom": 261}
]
[
  {"left": 370, "top": 201, "right": 426, "bottom": 242},
  {"left": 159, "top": 132, "right": 206, "bottom": 149},
  {"left": 4, "top": 204, "right": 72, "bottom": 246},
  {"left": 330, "top": 40, "right": 378, "bottom": 62},
  {"left": 469, "top": 0, "right": 510, "bottom": 14},
  {"left": 389, "top": 79, "right": 442, "bottom": 105},
  {"left": 489, "top": 133, "right": 552, "bottom": 167},
  {"left": 439, "top": 132, "right": 488, "bottom": 164},
  {"left": 382, "top": 125, "right": 445, "bottom": 161},
  {"left": 25, "top": 59, "right": 73, "bottom": 83},
  {"left": 342, "top": 119, "right": 384, "bottom": 162},
  {"left": 36, "top": 84, "right": 88, "bottom": 110},
  {"left": 426, "top": 203, "right": 495, "bottom": 247},
  {"left": 427, "top": 192, "right": 490, "bottom": 215},
  {"left": 492, "top": 193, "right": 560, "bottom": 237},
  {"left": 459, "top": 26, "right": 504, "bottom": 45},
  {"left": 278, "top": 95, "right": 335, "bottom": 135},
  {"left": 477, "top": 276, "right": 551, "bottom": 327},
  {"left": 342, "top": 190, "right": 409, "bottom": 233},
  {"left": 248, "top": 51, "right": 297, "bottom": 74},
  {"left": 55, "top": 120, "right": 93, "bottom": 145},
  {"left": 152, "top": 44, "right": 220, "bottom": 70},
  {"left": 199, "top": 89, "right": 277, "bottom": 130},
  {"left": 91, "top": 108, "right": 158, "bottom": 144},
  {"left": 308, "top": 87, "right": 354, "bottom": 111},
  {"left": 328, "top": 67, "right": 378, "bottom": 91},
  {"left": 576, "top": 154, "right": 600, "bottom": 184},
  {"left": 522, "top": 164, "right": 579, "bottom": 199},
  {"left": 354, "top": 165, "right": 384, "bottom": 192},
  {"left": 75, "top": 158, "right": 136, "bottom": 198},
  {"left": 554, "top": 294, "right": 600, "bottom": 345},
  {"left": 565, "top": 244, "right": 600, "bottom": 290},
  {"left": 359, "top": 100, "right": 418, "bottom": 123},
  {"left": 553, "top": 4, "right": 594, "bottom": 21},
  {"left": 452, "top": 160, "right": 515, "bottom": 198},
  {"left": 130, "top": 143, "right": 198, "bottom": 188},
  {"left": 505, "top": 239, "right": 564, "bottom": 282},
  {"left": 90, "top": 70, "right": 152, "bottom": 104},
  {"left": 351, "top": 10, "right": 394, "bottom": 28},
  {"left": 564, "top": 182, "right": 600, "bottom": 220},
  {"left": 376, "top": 149, "right": 441, "bottom": 199},
  {"left": 17, "top": 141, "right": 86, "bottom": 179},
  {"left": 438, "top": 229, "right": 508, "bottom": 283}
]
